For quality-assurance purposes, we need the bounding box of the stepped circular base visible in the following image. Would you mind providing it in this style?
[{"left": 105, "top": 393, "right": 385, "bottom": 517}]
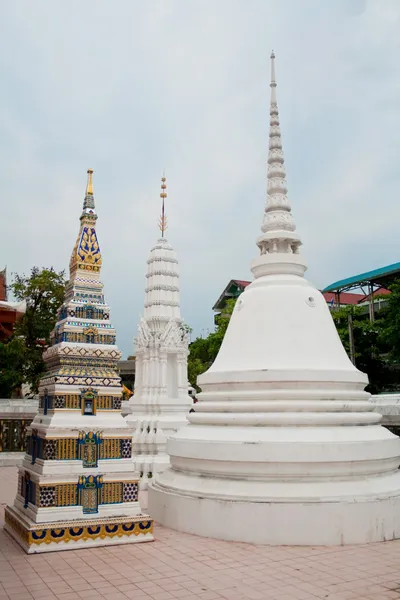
[{"left": 149, "top": 471, "right": 400, "bottom": 545}]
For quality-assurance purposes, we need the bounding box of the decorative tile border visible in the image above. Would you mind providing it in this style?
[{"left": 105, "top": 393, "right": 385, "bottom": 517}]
[{"left": 5, "top": 506, "right": 153, "bottom": 549}]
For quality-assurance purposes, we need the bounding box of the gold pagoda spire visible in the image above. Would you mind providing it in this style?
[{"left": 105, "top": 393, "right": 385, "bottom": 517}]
[
  {"left": 86, "top": 168, "right": 94, "bottom": 196},
  {"left": 158, "top": 175, "right": 168, "bottom": 237},
  {"left": 82, "top": 168, "right": 96, "bottom": 214}
]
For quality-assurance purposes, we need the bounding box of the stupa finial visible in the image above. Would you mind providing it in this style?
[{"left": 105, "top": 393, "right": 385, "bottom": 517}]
[
  {"left": 86, "top": 168, "right": 94, "bottom": 195},
  {"left": 251, "top": 52, "right": 307, "bottom": 279},
  {"left": 159, "top": 174, "right": 168, "bottom": 237},
  {"left": 82, "top": 168, "right": 96, "bottom": 214},
  {"left": 262, "top": 51, "right": 294, "bottom": 239}
]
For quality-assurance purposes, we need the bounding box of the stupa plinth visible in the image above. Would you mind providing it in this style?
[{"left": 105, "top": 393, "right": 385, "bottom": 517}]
[
  {"left": 149, "top": 54, "right": 400, "bottom": 545},
  {"left": 123, "top": 177, "right": 191, "bottom": 488},
  {"left": 5, "top": 170, "right": 153, "bottom": 553}
]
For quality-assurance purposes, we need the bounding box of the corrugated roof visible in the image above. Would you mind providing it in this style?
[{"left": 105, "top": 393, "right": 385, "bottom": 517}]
[{"left": 323, "top": 262, "right": 400, "bottom": 293}]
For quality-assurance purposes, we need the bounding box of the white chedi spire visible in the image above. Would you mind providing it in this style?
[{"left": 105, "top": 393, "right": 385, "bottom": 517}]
[
  {"left": 143, "top": 176, "right": 181, "bottom": 323},
  {"left": 124, "top": 176, "right": 191, "bottom": 489},
  {"left": 252, "top": 51, "right": 306, "bottom": 279},
  {"left": 144, "top": 237, "right": 181, "bottom": 323},
  {"left": 149, "top": 54, "right": 400, "bottom": 546}
]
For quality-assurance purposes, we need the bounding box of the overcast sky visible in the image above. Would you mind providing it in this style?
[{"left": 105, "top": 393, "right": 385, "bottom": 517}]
[{"left": 1, "top": 0, "right": 399, "bottom": 358}]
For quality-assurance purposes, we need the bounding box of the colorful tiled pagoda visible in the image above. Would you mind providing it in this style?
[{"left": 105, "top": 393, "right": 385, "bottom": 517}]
[
  {"left": 5, "top": 169, "right": 153, "bottom": 553},
  {"left": 124, "top": 177, "right": 191, "bottom": 487}
]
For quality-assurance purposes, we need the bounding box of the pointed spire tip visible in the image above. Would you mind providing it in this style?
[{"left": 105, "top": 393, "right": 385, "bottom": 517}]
[
  {"left": 86, "top": 168, "right": 94, "bottom": 196},
  {"left": 159, "top": 174, "right": 168, "bottom": 237},
  {"left": 270, "top": 50, "right": 277, "bottom": 94}
]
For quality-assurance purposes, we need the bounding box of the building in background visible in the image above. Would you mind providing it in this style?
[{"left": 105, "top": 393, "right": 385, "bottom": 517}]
[
  {"left": 322, "top": 262, "right": 398, "bottom": 321},
  {"left": 0, "top": 268, "right": 26, "bottom": 342}
]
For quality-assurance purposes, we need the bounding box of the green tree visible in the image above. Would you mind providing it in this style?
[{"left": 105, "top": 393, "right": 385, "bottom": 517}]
[
  {"left": 0, "top": 338, "right": 26, "bottom": 398},
  {"left": 331, "top": 304, "right": 390, "bottom": 394},
  {"left": 381, "top": 280, "right": 400, "bottom": 362},
  {"left": 188, "top": 298, "right": 236, "bottom": 390},
  {"left": 11, "top": 267, "right": 66, "bottom": 347},
  {"left": 0, "top": 267, "right": 67, "bottom": 396}
]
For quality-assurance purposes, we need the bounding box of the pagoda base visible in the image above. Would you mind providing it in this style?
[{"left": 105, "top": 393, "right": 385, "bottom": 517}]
[
  {"left": 4, "top": 505, "right": 154, "bottom": 554},
  {"left": 149, "top": 471, "right": 400, "bottom": 546}
]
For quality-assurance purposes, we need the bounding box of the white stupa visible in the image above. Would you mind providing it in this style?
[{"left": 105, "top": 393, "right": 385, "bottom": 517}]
[
  {"left": 149, "top": 54, "right": 400, "bottom": 545},
  {"left": 124, "top": 177, "right": 191, "bottom": 487}
]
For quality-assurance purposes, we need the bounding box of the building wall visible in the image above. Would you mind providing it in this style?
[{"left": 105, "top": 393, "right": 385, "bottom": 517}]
[{"left": 0, "top": 270, "right": 7, "bottom": 302}]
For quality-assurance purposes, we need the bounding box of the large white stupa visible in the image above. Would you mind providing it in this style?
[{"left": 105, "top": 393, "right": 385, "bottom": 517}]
[
  {"left": 149, "top": 54, "right": 400, "bottom": 545},
  {"left": 124, "top": 177, "right": 191, "bottom": 487}
]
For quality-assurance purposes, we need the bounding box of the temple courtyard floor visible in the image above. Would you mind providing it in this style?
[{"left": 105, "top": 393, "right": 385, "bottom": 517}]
[{"left": 1, "top": 468, "right": 400, "bottom": 600}]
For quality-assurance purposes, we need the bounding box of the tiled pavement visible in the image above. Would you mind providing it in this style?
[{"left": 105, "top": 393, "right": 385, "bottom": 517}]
[{"left": 1, "top": 467, "right": 400, "bottom": 600}]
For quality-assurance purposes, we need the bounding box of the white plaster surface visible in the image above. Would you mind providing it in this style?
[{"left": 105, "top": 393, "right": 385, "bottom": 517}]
[
  {"left": 0, "top": 399, "right": 38, "bottom": 465},
  {"left": 0, "top": 398, "right": 38, "bottom": 417},
  {"left": 0, "top": 452, "right": 25, "bottom": 467},
  {"left": 370, "top": 394, "right": 400, "bottom": 423}
]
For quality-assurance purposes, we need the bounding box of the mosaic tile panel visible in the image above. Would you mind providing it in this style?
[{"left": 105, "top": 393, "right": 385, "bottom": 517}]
[
  {"left": 43, "top": 440, "right": 57, "bottom": 460},
  {"left": 99, "top": 439, "right": 120, "bottom": 459},
  {"left": 121, "top": 439, "right": 132, "bottom": 458},
  {"left": 123, "top": 482, "right": 138, "bottom": 503},
  {"left": 39, "top": 487, "right": 56, "bottom": 508},
  {"left": 101, "top": 482, "right": 123, "bottom": 504},
  {"left": 54, "top": 395, "right": 66, "bottom": 409},
  {"left": 56, "top": 483, "right": 77, "bottom": 507},
  {"left": 112, "top": 397, "right": 122, "bottom": 410}
]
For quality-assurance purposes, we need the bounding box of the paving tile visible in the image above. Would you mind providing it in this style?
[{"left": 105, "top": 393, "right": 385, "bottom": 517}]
[{"left": 123, "top": 594, "right": 151, "bottom": 600}]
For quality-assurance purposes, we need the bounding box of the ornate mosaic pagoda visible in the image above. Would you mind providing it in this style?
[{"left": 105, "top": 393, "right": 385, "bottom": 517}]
[
  {"left": 5, "top": 169, "right": 154, "bottom": 553},
  {"left": 124, "top": 177, "right": 191, "bottom": 487}
]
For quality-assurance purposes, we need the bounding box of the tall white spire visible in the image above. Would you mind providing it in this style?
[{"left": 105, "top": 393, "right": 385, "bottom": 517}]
[
  {"left": 252, "top": 52, "right": 306, "bottom": 280},
  {"left": 144, "top": 177, "right": 180, "bottom": 324},
  {"left": 270, "top": 49, "right": 277, "bottom": 104}
]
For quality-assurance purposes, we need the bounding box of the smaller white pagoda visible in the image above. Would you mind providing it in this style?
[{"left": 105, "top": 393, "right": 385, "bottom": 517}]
[{"left": 124, "top": 177, "right": 191, "bottom": 486}]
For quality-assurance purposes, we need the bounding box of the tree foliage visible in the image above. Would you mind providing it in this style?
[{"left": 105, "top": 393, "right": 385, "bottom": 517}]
[
  {"left": 381, "top": 280, "right": 400, "bottom": 362},
  {"left": 0, "top": 267, "right": 67, "bottom": 396},
  {"left": 331, "top": 304, "right": 390, "bottom": 394},
  {"left": 0, "top": 338, "right": 26, "bottom": 398}
]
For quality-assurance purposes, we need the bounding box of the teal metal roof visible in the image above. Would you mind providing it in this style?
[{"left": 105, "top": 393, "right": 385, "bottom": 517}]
[{"left": 323, "top": 262, "right": 400, "bottom": 293}]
